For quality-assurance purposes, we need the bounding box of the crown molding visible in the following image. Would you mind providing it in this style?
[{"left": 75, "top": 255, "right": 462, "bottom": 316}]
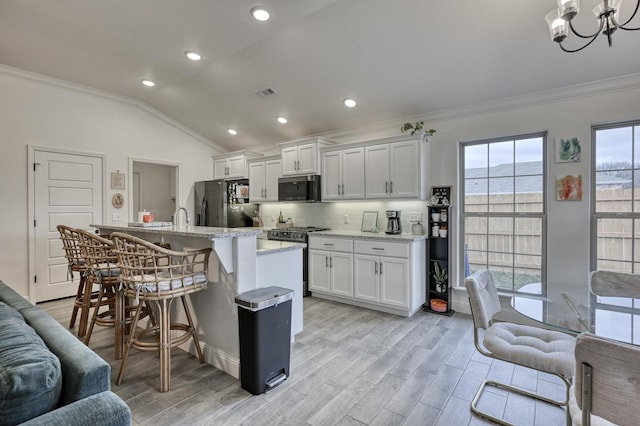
[
  {"left": 317, "top": 72, "right": 640, "bottom": 143},
  {"left": 0, "top": 64, "right": 225, "bottom": 152}
]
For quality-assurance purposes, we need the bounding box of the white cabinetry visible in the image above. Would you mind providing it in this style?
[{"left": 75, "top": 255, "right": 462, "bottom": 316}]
[
  {"left": 309, "top": 237, "right": 353, "bottom": 297},
  {"left": 365, "top": 139, "right": 423, "bottom": 199},
  {"left": 353, "top": 240, "right": 409, "bottom": 308},
  {"left": 321, "top": 147, "right": 365, "bottom": 200},
  {"left": 248, "top": 156, "right": 280, "bottom": 202},
  {"left": 279, "top": 138, "right": 335, "bottom": 176},
  {"left": 308, "top": 234, "right": 426, "bottom": 317},
  {"left": 213, "top": 151, "right": 262, "bottom": 179}
]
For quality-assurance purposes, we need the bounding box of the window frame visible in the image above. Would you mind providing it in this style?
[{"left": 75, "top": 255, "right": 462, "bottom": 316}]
[{"left": 459, "top": 132, "right": 548, "bottom": 295}]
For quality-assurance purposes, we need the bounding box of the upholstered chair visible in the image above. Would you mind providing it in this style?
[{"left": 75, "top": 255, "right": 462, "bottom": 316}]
[{"left": 465, "top": 270, "right": 576, "bottom": 426}]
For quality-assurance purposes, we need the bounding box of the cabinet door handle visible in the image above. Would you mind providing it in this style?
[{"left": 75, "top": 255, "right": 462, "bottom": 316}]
[
  {"left": 338, "top": 184, "right": 341, "bottom": 195},
  {"left": 374, "top": 262, "right": 378, "bottom": 274},
  {"left": 323, "top": 243, "right": 334, "bottom": 247},
  {"left": 390, "top": 181, "right": 393, "bottom": 193},
  {"left": 380, "top": 262, "right": 383, "bottom": 275},
  {"left": 372, "top": 247, "right": 385, "bottom": 251},
  {"left": 341, "top": 184, "right": 345, "bottom": 195},
  {"left": 385, "top": 181, "right": 389, "bottom": 193},
  {"left": 325, "top": 256, "right": 329, "bottom": 268},
  {"left": 329, "top": 256, "right": 333, "bottom": 268}
]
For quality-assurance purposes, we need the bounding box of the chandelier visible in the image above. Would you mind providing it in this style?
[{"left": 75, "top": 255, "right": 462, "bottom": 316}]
[{"left": 545, "top": 0, "right": 640, "bottom": 52}]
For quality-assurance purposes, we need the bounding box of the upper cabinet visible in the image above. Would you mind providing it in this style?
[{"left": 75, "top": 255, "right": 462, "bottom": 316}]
[
  {"left": 213, "top": 151, "right": 262, "bottom": 179},
  {"left": 321, "top": 147, "right": 365, "bottom": 200},
  {"left": 248, "top": 156, "right": 281, "bottom": 202},
  {"left": 365, "top": 137, "right": 428, "bottom": 199},
  {"left": 279, "top": 138, "right": 335, "bottom": 176}
]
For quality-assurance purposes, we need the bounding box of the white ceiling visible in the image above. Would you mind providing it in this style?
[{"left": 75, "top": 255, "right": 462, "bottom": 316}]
[{"left": 1, "top": 0, "right": 639, "bottom": 151}]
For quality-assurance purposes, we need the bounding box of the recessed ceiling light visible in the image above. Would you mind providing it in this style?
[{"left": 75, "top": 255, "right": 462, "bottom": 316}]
[
  {"left": 277, "top": 116, "right": 288, "bottom": 124},
  {"left": 228, "top": 129, "right": 238, "bottom": 135},
  {"left": 250, "top": 6, "right": 271, "bottom": 21},
  {"left": 185, "top": 51, "right": 202, "bottom": 61},
  {"left": 344, "top": 98, "right": 357, "bottom": 108},
  {"left": 141, "top": 79, "right": 156, "bottom": 87}
]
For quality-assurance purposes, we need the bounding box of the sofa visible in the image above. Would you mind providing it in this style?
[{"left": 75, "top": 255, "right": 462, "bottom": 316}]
[{"left": 0, "top": 280, "right": 131, "bottom": 426}]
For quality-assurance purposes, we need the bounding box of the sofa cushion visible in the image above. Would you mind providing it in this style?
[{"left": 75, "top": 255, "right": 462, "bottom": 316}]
[{"left": 0, "top": 301, "right": 62, "bottom": 425}]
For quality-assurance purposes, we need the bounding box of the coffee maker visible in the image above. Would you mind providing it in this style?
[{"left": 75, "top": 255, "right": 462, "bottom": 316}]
[{"left": 385, "top": 210, "right": 402, "bottom": 234}]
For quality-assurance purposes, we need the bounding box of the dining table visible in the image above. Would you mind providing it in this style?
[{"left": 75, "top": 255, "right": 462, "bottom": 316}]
[{"left": 510, "top": 282, "right": 640, "bottom": 346}]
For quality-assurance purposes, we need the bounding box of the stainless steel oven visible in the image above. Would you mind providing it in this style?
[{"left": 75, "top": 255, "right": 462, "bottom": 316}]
[{"left": 266, "top": 226, "right": 328, "bottom": 296}]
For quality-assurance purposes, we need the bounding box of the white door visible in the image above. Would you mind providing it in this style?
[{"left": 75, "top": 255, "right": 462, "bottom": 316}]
[
  {"left": 309, "top": 250, "right": 330, "bottom": 292},
  {"left": 354, "top": 254, "right": 380, "bottom": 302},
  {"left": 342, "top": 147, "right": 365, "bottom": 199},
  {"left": 34, "top": 150, "right": 103, "bottom": 302},
  {"left": 380, "top": 257, "right": 409, "bottom": 307},
  {"left": 330, "top": 252, "right": 353, "bottom": 297},
  {"left": 322, "top": 151, "right": 342, "bottom": 200},
  {"left": 297, "top": 143, "right": 317, "bottom": 174},
  {"left": 227, "top": 155, "right": 245, "bottom": 178},
  {"left": 365, "top": 144, "right": 390, "bottom": 198},
  {"left": 390, "top": 140, "right": 419, "bottom": 198},
  {"left": 281, "top": 146, "right": 299, "bottom": 175},
  {"left": 248, "top": 161, "right": 265, "bottom": 202},
  {"left": 213, "top": 158, "right": 228, "bottom": 179},
  {"left": 264, "top": 159, "right": 281, "bottom": 201}
]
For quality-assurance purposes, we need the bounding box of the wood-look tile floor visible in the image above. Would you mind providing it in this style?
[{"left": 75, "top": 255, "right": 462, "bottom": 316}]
[{"left": 39, "top": 296, "right": 568, "bottom": 426}]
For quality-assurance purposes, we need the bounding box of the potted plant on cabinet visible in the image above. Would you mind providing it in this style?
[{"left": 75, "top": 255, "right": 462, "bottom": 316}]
[
  {"left": 433, "top": 261, "right": 448, "bottom": 293},
  {"left": 400, "top": 121, "right": 436, "bottom": 142}
]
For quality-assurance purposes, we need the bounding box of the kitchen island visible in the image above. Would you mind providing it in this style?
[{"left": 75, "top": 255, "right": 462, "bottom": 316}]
[{"left": 93, "top": 224, "right": 304, "bottom": 379}]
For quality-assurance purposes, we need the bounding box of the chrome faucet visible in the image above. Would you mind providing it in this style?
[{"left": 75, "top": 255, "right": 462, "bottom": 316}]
[{"left": 173, "top": 207, "right": 191, "bottom": 225}]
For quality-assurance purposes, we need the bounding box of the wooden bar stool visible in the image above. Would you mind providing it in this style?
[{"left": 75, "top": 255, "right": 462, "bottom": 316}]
[
  {"left": 111, "top": 232, "right": 211, "bottom": 392},
  {"left": 76, "top": 229, "right": 153, "bottom": 359},
  {"left": 57, "top": 225, "right": 95, "bottom": 338}
]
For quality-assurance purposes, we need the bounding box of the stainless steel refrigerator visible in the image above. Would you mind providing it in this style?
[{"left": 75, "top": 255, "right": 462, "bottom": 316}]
[{"left": 194, "top": 179, "right": 259, "bottom": 228}]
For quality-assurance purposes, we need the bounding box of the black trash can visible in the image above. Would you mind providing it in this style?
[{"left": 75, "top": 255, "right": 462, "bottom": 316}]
[{"left": 235, "top": 286, "right": 293, "bottom": 395}]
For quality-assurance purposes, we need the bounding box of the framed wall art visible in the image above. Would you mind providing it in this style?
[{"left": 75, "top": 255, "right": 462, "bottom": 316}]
[
  {"left": 556, "top": 174, "right": 582, "bottom": 201},
  {"left": 110, "top": 171, "right": 126, "bottom": 190},
  {"left": 555, "top": 137, "right": 581, "bottom": 163}
]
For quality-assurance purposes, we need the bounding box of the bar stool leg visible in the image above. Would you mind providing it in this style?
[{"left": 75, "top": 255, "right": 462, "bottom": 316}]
[
  {"left": 181, "top": 295, "right": 205, "bottom": 363},
  {"left": 68, "top": 274, "right": 85, "bottom": 329},
  {"left": 159, "top": 298, "right": 171, "bottom": 392},
  {"left": 84, "top": 278, "right": 103, "bottom": 345},
  {"left": 116, "top": 301, "right": 143, "bottom": 386},
  {"left": 77, "top": 275, "right": 92, "bottom": 338}
]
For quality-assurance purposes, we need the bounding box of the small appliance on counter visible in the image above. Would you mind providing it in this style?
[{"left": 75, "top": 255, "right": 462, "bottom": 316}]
[{"left": 385, "top": 210, "right": 402, "bottom": 234}]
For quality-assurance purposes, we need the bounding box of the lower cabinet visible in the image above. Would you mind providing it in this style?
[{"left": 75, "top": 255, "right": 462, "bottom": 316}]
[{"left": 309, "top": 235, "right": 425, "bottom": 317}]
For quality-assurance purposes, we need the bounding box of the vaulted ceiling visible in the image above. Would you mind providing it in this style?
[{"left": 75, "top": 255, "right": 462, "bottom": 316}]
[{"left": 1, "top": 0, "right": 639, "bottom": 151}]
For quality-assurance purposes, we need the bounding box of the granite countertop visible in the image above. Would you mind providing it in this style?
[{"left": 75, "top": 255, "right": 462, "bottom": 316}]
[
  {"left": 256, "top": 240, "right": 306, "bottom": 256},
  {"left": 93, "top": 223, "right": 263, "bottom": 239},
  {"left": 311, "top": 230, "right": 428, "bottom": 242}
]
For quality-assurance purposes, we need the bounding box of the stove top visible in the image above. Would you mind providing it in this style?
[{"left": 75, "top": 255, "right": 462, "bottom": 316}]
[{"left": 267, "top": 226, "right": 329, "bottom": 242}]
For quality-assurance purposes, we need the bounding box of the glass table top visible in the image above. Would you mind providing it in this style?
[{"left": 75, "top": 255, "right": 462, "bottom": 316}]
[{"left": 510, "top": 282, "right": 640, "bottom": 345}]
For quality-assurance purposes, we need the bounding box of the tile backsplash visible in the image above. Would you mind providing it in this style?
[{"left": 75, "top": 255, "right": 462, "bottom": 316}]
[{"left": 259, "top": 200, "right": 429, "bottom": 233}]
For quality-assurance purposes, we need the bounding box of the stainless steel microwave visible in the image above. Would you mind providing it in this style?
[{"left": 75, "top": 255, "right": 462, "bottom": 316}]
[{"left": 278, "top": 175, "right": 321, "bottom": 202}]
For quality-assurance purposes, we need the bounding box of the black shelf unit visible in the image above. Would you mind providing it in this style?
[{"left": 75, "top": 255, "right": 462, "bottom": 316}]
[{"left": 424, "top": 205, "right": 454, "bottom": 316}]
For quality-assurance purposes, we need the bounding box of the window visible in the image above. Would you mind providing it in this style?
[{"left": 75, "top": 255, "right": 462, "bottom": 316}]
[
  {"left": 592, "top": 121, "right": 640, "bottom": 272},
  {"left": 461, "top": 133, "right": 546, "bottom": 294},
  {"left": 592, "top": 121, "right": 640, "bottom": 344}
]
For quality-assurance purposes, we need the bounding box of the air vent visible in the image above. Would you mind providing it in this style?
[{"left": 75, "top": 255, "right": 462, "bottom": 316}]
[{"left": 255, "top": 87, "right": 276, "bottom": 98}]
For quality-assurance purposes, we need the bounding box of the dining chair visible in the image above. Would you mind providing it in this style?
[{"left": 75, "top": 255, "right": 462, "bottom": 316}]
[
  {"left": 111, "top": 232, "right": 211, "bottom": 392},
  {"left": 569, "top": 332, "right": 640, "bottom": 426},
  {"left": 465, "top": 270, "right": 576, "bottom": 426},
  {"left": 590, "top": 270, "right": 640, "bottom": 298}
]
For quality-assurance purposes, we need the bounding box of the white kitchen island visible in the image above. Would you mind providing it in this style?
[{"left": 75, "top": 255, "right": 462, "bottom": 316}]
[{"left": 94, "top": 224, "right": 304, "bottom": 379}]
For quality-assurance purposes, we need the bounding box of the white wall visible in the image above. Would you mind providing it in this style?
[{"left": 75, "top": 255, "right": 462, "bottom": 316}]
[{"left": 0, "top": 67, "right": 221, "bottom": 297}]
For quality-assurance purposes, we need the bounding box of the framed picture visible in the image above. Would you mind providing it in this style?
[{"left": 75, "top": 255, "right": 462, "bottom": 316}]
[
  {"left": 430, "top": 186, "right": 452, "bottom": 206},
  {"left": 361, "top": 211, "right": 378, "bottom": 232},
  {"left": 556, "top": 174, "right": 582, "bottom": 201},
  {"left": 110, "top": 172, "right": 126, "bottom": 190},
  {"left": 555, "top": 137, "right": 581, "bottom": 163}
]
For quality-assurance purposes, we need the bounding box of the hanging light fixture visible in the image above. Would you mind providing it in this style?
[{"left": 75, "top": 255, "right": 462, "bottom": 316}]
[{"left": 545, "top": 0, "right": 639, "bottom": 52}]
